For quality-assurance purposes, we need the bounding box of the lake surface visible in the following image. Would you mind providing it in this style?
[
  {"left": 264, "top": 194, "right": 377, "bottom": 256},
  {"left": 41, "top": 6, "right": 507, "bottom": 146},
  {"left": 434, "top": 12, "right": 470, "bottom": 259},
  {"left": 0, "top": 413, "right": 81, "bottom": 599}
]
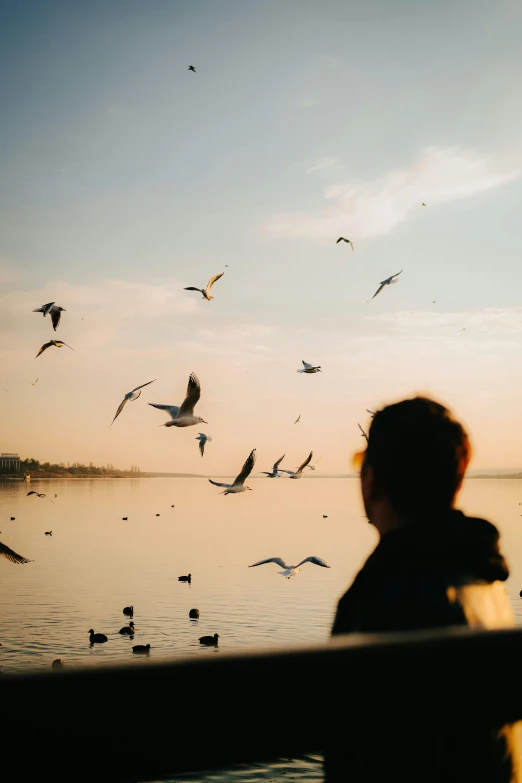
[{"left": 2, "top": 477, "right": 522, "bottom": 781}]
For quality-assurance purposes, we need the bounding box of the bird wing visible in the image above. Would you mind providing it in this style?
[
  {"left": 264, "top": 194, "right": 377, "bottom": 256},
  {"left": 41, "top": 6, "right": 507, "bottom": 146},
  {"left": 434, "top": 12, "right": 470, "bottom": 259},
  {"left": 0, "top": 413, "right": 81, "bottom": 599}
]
[
  {"left": 33, "top": 302, "right": 55, "bottom": 314},
  {"left": 302, "top": 360, "right": 312, "bottom": 369},
  {"left": 131, "top": 379, "right": 156, "bottom": 394},
  {"left": 27, "top": 491, "right": 37, "bottom": 496},
  {"left": 148, "top": 403, "right": 180, "bottom": 420},
  {"left": 366, "top": 409, "right": 375, "bottom": 416},
  {"left": 391, "top": 269, "right": 403, "bottom": 280},
  {"left": 358, "top": 423, "right": 369, "bottom": 442},
  {"left": 295, "top": 556, "right": 330, "bottom": 569},
  {"left": 0, "top": 541, "right": 32, "bottom": 564},
  {"left": 349, "top": 241, "right": 354, "bottom": 252},
  {"left": 178, "top": 372, "right": 201, "bottom": 417},
  {"left": 206, "top": 272, "right": 224, "bottom": 293},
  {"left": 297, "top": 451, "right": 313, "bottom": 472},
  {"left": 273, "top": 454, "right": 285, "bottom": 471},
  {"left": 50, "top": 308, "right": 62, "bottom": 330},
  {"left": 336, "top": 237, "right": 345, "bottom": 244},
  {"left": 56, "top": 342, "right": 74, "bottom": 349},
  {"left": 371, "top": 283, "right": 385, "bottom": 300},
  {"left": 294, "top": 415, "right": 300, "bottom": 424},
  {"left": 35, "top": 341, "right": 53, "bottom": 358},
  {"left": 184, "top": 287, "right": 202, "bottom": 292},
  {"left": 315, "top": 455, "right": 322, "bottom": 465},
  {"left": 249, "top": 557, "right": 287, "bottom": 569},
  {"left": 233, "top": 448, "right": 256, "bottom": 485},
  {"left": 279, "top": 470, "right": 295, "bottom": 475},
  {"left": 208, "top": 478, "right": 232, "bottom": 488},
  {"left": 199, "top": 439, "right": 205, "bottom": 457},
  {"left": 111, "top": 397, "right": 128, "bottom": 425}
]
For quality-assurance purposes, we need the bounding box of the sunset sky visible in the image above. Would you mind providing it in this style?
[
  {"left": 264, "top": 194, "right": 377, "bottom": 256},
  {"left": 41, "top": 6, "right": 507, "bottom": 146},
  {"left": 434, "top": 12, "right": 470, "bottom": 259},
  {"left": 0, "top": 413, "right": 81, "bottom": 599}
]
[{"left": 2, "top": 0, "right": 522, "bottom": 474}]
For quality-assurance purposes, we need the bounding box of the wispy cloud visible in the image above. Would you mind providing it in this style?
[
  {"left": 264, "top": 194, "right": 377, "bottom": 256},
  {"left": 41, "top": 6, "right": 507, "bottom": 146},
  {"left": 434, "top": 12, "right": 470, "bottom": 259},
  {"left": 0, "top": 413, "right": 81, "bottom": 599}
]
[
  {"left": 263, "top": 147, "right": 521, "bottom": 241},
  {"left": 306, "top": 157, "right": 339, "bottom": 174}
]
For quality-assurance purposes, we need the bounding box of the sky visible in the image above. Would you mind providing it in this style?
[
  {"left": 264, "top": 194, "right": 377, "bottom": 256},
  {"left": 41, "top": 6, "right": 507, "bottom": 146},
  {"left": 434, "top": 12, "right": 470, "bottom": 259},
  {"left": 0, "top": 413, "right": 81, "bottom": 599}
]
[{"left": 1, "top": 0, "right": 522, "bottom": 474}]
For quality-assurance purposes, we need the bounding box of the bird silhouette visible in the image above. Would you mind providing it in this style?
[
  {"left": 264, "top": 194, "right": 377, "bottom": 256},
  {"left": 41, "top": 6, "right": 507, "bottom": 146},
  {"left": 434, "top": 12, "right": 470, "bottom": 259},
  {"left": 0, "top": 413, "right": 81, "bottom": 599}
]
[
  {"left": 336, "top": 237, "right": 354, "bottom": 251},
  {"left": 188, "top": 65, "right": 196, "bottom": 72},
  {"left": 35, "top": 340, "right": 73, "bottom": 358}
]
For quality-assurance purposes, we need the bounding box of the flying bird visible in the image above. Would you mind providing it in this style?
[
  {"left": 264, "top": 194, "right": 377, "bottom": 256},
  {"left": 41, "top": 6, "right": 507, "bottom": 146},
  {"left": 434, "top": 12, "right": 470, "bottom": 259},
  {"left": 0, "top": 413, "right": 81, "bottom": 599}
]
[
  {"left": 366, "top": 409, "right": 375, "bottom": 417},
  {"left": 358, "top": 423, "right": 369, "bottom": 443},
  {"left": 184, "top": 272, "right": 224, "bottom": 301},
  {"left": 336, "top": 237, "right": 354, "bottom": 251},
  {"left": 209, "top": 448, "right": 256, "bottom": 494},
  {"left": 149, "top": 372, "right": 206, "bottom": 427},
  {"left": 33, "top": 303, "right": 66, "bottom": 330},
  {"left": 297, "top": 360, "right": 321, "bottom": 374},
  {"left": 188, "top": 65, "right": 196, "bottom": 72},
  {"left": 294, "top": 415, "right": 301, "bottom": 424},
  {"left": 0, "top": 541, "right": 32, "bottom": 564},
  {"left": 27, "top": 491, "right": 53, "bottom": 503},
  {"left": 30, "top": 379, "right": 38, "bottom": 386},
  {"left": 35, "top": 340, "right": 73, "bottom": 358},
  {"left": 280, "top": 451, "right": 313, "bottom": 479},
  {"left": 422, "top": 202, "right": 427, "bottom": 206},
  {"left": 261, "top": 454, "right": 285, "bottom": 478},
  {"left": 306, "top": 455, "right": 322, "bottom": 471},
  {"left": 371, "top": 270, "right": 402, "bottom": 300},
  {"left": 248, "top": 555, "right": 330, "bottom": 579},
  {"left": 196, "top": 433, "right": 212, "bottom": 457},
  {"left": 110, "top": 379, "right": 156, "bottom": 426}
]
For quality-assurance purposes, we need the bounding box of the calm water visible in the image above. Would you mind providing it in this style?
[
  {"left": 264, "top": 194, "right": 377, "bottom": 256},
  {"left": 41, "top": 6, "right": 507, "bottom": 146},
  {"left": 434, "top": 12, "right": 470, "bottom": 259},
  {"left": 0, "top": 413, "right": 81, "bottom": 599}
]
[{"left": 2, "top": 477, "right": 522, "bottom": 781}]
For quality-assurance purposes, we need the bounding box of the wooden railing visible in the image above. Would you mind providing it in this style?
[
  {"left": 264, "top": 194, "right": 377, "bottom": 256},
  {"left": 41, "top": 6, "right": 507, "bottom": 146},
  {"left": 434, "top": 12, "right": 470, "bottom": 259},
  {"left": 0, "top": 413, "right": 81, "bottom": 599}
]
[{"left": 2, "top": 625, "right": 522, "bottom": 783}]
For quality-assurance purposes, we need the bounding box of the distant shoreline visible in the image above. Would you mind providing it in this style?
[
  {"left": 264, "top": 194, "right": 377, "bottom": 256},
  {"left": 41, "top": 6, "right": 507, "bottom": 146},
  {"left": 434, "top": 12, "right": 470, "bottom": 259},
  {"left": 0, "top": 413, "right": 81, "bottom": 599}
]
[{"left": 2, "top": 473, "right": 522, "bottom": 481}]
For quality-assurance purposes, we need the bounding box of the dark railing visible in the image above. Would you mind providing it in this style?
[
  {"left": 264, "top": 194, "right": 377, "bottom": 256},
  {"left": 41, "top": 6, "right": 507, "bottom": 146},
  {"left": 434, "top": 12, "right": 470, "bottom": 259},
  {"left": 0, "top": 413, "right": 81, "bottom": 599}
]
[{"left": 3, "top": 625, "right": 522, "bottom": 783}]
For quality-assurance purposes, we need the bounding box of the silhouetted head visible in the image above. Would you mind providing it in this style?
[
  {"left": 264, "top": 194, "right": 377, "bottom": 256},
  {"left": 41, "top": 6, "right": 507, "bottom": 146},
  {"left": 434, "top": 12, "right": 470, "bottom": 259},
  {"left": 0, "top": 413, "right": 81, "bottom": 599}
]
[
  {"left": 359, "top": 396, "right": 471, "bottom": 525},
  {"left": 88, "top": 629, "right": 94, "bottom": 634},
  {"left": 129, "top": 622, "right": 135, "bottom": 629}
]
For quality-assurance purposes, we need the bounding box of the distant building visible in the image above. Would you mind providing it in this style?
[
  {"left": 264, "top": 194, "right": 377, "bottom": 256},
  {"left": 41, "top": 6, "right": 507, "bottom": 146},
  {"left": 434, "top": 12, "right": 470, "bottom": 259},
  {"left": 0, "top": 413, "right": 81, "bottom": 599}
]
[{"left": 0, "top": 453, "right": 20, "bottom": 470}]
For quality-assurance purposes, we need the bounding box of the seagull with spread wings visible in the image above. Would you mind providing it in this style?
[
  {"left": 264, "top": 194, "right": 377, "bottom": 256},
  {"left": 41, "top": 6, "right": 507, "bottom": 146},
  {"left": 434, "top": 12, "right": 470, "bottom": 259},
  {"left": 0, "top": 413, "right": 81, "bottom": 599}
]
[
  {"left": 209, "top": 448, "right": 256, "bottom": 494},
  {"left": 111, "top": 379, "right": 156, "bottom": 426},
  {"left": 35, "top": 340, "right": 74, "bottom": 358},
  {"left": 371, "top": 270, "right": 402, "bottom": 300},
  {"left": 27, "top": 491, "right": 54, "bottom": 503},
  {"left": 0, "top": 541, "right": 32, "bottom": 564},
  {"left": 196, "top": 433, "right": 212, "bottom": 457},
  {"left": 358, "top": 423, "right": 369, "bottom": 443},
  {"left": 30, "top": 379, "right": 38, "bottom": 386},
  {"left": 33, "top": 303, "right": 66, "bottom": 330},
  {"left": 261, "top": 454, "right": 285, "bottom": 478},
  {"left": 293, "top": 414, "right": 301, "bottom": 424},
  {"left": 149, "top": 372, "right": 206, "bottom": 427},
  {"left": 306, "top": 455, "right": 322, "bottom": 471},
  {"left": 248, "top": 555, "right": 330, "bottom": 579},
  {"left": 297, "top": 360, "right": 321, "bottom": 374},
  {"left": 366, "top": 409, "right": 375, "bottom": 417},
  {"left": 184, "top": 272, "right": 224, "bottom": 301},
  {"left": 280, "top": 451, "right": 313, "bottom": 479},
  {"left": 336, "top": 237, "right": 354, "bottom": 251},
  {"left": 188, "top": 65, "right": 196, "bottom": 72}
]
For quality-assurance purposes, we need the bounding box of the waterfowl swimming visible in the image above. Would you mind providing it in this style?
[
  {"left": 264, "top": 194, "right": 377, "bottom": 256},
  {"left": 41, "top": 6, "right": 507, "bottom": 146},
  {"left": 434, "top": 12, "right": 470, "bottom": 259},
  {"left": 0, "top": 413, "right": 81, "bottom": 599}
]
[
  {"left": 178, "top": 573, "right": 191, "bottom": 583},
  {"left": 45, "top": 531, "right": 52, "bottom": 536},
  {"left": 122, "top": 517, "right": 128, "bottom": 520},
  {"left": 89, "top": 629, "right": 108, "bottom": 644},
  {"left": 132, "top": 644, "right": 150, "bottom": 654},
  {"left": 123, "top": 606, "right": 134, "bottom": 616},
  {"left": 189, "top": 608, "right": 200, "bottom": 619},
  {"left": 199, "top": 633, "right": 219, "bottom": 646},
  {"left": 52, "top": 659, "right": 64, "bottom": 669},
  {"left": 10, "top": 517, "right": 15, "bottom": 521},
  {"left": 119, "top": 622, "right": 135, "bottom": 635}
]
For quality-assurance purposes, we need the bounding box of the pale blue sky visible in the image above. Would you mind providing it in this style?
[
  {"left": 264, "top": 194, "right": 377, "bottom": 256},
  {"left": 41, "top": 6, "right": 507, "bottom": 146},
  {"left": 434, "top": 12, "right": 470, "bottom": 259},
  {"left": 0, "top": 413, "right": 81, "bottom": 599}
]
[{"left": 2, "top": 0, "right": 522, "bottom": 472}]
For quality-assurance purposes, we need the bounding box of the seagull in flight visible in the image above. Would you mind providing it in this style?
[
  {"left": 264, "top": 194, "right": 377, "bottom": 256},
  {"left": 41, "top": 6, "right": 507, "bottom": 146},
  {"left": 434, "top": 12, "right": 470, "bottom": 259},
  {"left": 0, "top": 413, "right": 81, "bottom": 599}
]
[
  {"left": 293, "top": 414, "right": 301, "bottom": 424},
  {"left": 184, "top": 272, "right": 224, "bottom": 301},
  {"left": 336, "top": 237, "right": 354, "bottom": 251},
  {"left": 33, "top": 303, "right": 66, "bottom": 330},
  {"left": 422, "top": 202, "right": 427, "bottom": 206},
  {"left": 306, "top": 455, "right": 322, "bottom": 471},
  {"left": 35, "top": 340, "right": 73, "bottom": 358},
  {"left": 358, "top": 423, "right": 369, "bottom": 443},
  {"left": 188, "top": 65, "right": 196, "bottom": 72},
  {"left": 248, "top": 555, "right": 330, "bottom": 579},
  {"left": 366, "top": 409, "right": 375, "bottom": 417},
  {"left": 280, "top": 451, "right": 313, "bottom": 479},
  {"left": 297, "top": 360, "right": 321, "bottom": 374},
  {"left": 196, "top": 433, "right": 212, "bottom": 457},
  {"left": 111, "top": 379, "right": 156, "bottom": 426},
  {"left": 371, "top": 270, "right": 402, "bottom": 300},
  {"left": 0, "top": 541, "right": 32, "bottom": 564},
  {"left": 30, "top": 379, "right": 38, "bottom": 386},
  {"left": 149, "top": 372, "right": 207, "bottom": 427},
  {"left": 27, "top": 491, "right": 54, "bottom": 503},
  {"left": 261, "top": 454, "right": 285, "bottom": 478},
  {"left": 209, "top": 448, "right": 256, "bottom": 494}
]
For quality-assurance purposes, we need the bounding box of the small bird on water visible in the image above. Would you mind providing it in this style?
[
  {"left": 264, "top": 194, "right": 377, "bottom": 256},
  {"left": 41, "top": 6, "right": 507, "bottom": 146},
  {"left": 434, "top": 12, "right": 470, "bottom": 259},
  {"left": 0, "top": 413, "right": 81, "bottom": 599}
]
[
  {"left": 35, "top": 340, "right": 74, "bottom": 358},
  {"left": 119, "top": 622, "right": 135, "bottom": 635},
  {"left": 184, "top": 272, "right": 224, "bottom": 301},
  {"left": 199, "top": 633, "right": 219, "bottom": 646},
  {"left": 110, "top": 379, "right": 156, "bottom": 426},
  {"left": 178, "top": 573, "right": 191, "bottom": 583},
  {"left": 0, "top": 541, "right": 32, "bottom": 564},
  {"left": 149, "top": 372, "right": 207, "bottom": 428},
  {"left": 249, "top": 556, "right": 330, "bottom": 579},
  {"left": 52, "top": 659, "right": 64, "bottom": 669},
  {"left": 44, "top": 531, "right": 52, "bottom": 536},
  {"left": 123, "top": 606, "right": 134, "bottom": 616},
  {"left": 209, "top": 448, "right": 256, "bottom": 494},
  {"left": 132, "top": 644, "right": 150, "bottom": 654},
  {"left": 189, "top": 608, "right": 200, "bottom": 619},
  {"left": 336, "top": 237, "right": 354, "bottom": 251},
  {"left": 89, "top": 629, "right": 108, "bottom": 644}
]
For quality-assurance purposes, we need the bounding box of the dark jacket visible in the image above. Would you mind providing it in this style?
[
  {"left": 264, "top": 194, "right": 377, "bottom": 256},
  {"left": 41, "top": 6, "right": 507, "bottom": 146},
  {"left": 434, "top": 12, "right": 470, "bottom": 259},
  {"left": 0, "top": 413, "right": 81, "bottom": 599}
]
[{"left": 325, "top": 510, "right": 520, "bottom": 783}]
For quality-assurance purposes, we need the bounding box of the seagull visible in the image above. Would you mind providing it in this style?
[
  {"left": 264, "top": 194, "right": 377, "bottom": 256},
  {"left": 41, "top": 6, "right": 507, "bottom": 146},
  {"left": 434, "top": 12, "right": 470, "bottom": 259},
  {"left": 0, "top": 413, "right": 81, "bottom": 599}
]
[
  {"left": 366, "top": 409, "right": 375, "bottom": 417},
  {"left": 294, "top": 415, "right": 301, "bottom": 424},
  {"left": 422, "top": 202, "right": 427, "bottom": 206},
  {"left": 261, "top": 454, "right": 285, "bottom": 478},
  {"left": 33, "top": 303, "right": 66, "bottom": 330},
  {"left": 371, "top": 270, "right": 402, "bottom": 300},
  {"left": 110, "top": 379, "right": 156, "bottom": 426},
  {"left": 297, "top": 360, "right": 321, "bottom": 374},
  {"left": 188, "top": 65, "right": 196, "bottom": 72},
  {"left": 358, "top": 423, "right": 369, "bottom": 443},
  {"left": 196, "top": 433, "right": 212, "bottom": 457},
  {"left": 149, "top": 372, "right": 206, "bottom": 427},
  {"left": 306, "top": 455, "right": 322, "bottom": 471},
  {"left": 209, "top": 448, "right": 256, "bottom": 494},
  {"left": 336, "top": 237, "right": 354, "bottom": 251},
  {"left": 27, "top": 491, "right": 54, "bottom": 503},
  {"left": 184, "top": 272, "right": 224, "bottom": 301},
  {"left": 30, "top": 379, "right": 38, "bottom": 386},
  {"left": 280, "top": 451, "right": 313, "bottom": 479},
  {"left": 0, "top": 541, "right": 32, "bottom": 564},
  {"left": 248, "top": 555, "right": 330, "bottom": 579},
  {"left": 35, "top": 340, "right": 74, "bottom": 358}
]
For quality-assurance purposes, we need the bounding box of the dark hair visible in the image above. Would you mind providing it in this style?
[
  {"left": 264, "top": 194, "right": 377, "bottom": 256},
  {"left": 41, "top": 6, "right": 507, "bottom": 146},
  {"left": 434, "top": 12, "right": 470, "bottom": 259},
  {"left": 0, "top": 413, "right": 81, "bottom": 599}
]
[{"left": 364, "top": 396, "right": 471, "bottom": 516}]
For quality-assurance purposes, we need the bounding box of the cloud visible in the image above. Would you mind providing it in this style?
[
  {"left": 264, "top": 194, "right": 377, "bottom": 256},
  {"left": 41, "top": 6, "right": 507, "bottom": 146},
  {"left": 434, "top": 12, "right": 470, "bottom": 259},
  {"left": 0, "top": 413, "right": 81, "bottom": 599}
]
[
  {"left": 263, "top": 147, "right": 521, "bottom": 241},
  {"left": 306, "top": 157, "right": 339, "bottom": 174},
  {"left": 369, "top": 307, "right": 522, "bottom": 336}
]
